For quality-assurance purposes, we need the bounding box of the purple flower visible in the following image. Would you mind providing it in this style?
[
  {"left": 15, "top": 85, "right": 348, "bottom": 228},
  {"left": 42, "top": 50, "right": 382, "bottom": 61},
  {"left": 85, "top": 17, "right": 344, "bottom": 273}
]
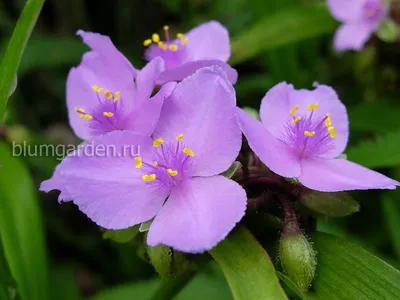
[
  {"left": 40, "top": 67, "right": 247, "bottom": 253},
  {"left": 68, "top": 30, "right": 176, "bottom": 140},
  {"left": 237, "top": 82, "right": 399, "bottom": 192},
  {"left": 143, "top": 21, "right": 238, "bottom": 84},
  {"left": 328, "top": 0, "right": 387, "bottom": 51}
]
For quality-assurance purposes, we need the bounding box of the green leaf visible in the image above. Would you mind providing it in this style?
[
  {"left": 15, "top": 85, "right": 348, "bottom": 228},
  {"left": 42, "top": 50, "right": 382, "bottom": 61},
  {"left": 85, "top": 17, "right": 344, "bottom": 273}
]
[
  {"left": 49, "top": 266, "right": 81, "bottom": 300},
  {"left": 90, "top": 280, "right": 161, "bottom": 300},
  {"left": 310, "top": 232, "right": 400, "bottom": 299},
  {"left": 221, "top": 161, "right": 242, "bottom": 178},
  {"left": 382, "top": 192, "right": 400, "bottom": 259},
  {"left": 230, "top": 4, "right": 336, "bottom": 65},
  {"left": 0, "top": 0, "right": 45, "bottom": 123},
  {"left": 276, "top": 271, "right": 308, "bottom": 300},
  {"left": 102, "top": 226, "right": 139, "bottom": 243},
  {"left": 346, "top": 130, "right": 400, "bottom": 168},
  {"left": 0, "top": 142, "right": 48, "bottom": 300},
  {"left": 209, "top": 226, "right": 288, "bottom": 300}
]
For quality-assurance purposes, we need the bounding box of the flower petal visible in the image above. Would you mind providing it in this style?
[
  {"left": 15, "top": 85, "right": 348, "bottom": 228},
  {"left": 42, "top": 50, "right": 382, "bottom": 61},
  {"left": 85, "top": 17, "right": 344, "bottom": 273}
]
[
  {"left": 327, "top": 0, "right": 363, "bottom": 23},
  {"left": 334, "top": 23, "right": 374, "bottom": 52},
  {"left": 298, "top": 157, "right": 399, "bottom": 192},
  {"left": 125, "top": 82, "right": 177, "bottom": 136},
  {"left": 135, "top": 57, "right": 165, "bottom": 103},
  {"left": 237, "top": 107, "right": 301, "bottom": 178},
  {"left": 40, "top": 131, "right": 169, "bottom": 229},
  {"left": 184, "top": 21, "right": 230, "bottom": 62},
  {"left": 157, "top": 59, "right": 238, "bottom": 85},
  {"left": 259, "top": 82, "right": 349, "bottom": 158},
  {"left": 147, "top": 176, "right": 247, "bottom": 253},
  {"left": 154, "top": 66, "right": 241, "bottom": 177}
]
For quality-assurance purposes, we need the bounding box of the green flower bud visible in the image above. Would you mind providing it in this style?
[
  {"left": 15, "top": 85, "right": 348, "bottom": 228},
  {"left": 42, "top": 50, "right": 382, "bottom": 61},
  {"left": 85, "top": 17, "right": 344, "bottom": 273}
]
[
  {"left": 376, "top": 18, "right": 400, "bottom": 43},
  {"left": 148, "top": 245, "right": 190, "bottom": 280},
  {"left": 300, "top": 190, "right": 359, "bottom": 217},
  {"left": 279, "top": 231, "right": 317, "bottom": 291}
]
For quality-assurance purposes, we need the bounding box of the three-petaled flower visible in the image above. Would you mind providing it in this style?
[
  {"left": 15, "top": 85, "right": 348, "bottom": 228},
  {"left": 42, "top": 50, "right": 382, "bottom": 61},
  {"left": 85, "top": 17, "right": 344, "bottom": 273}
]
[
  {"left": 68, "top": 30, "right": 176, "bottom": 140},
  {"left": 328, "top": 0, "right": 387, "bottom": 51},
  {"left": 142, "top": 21, "right": 238, "bottom": 84},
  {"left": 237, "top": 82, "right": 399, "bottom": 192},
  {"left": 41, "top": 67, "right": 247, "bottom": 253}
]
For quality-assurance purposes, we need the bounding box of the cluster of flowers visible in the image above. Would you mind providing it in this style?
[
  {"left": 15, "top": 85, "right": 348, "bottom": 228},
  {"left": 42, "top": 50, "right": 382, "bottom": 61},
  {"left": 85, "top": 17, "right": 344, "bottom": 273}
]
[{"left": 41, "top": 14, "right": 398, "bottom": 253}]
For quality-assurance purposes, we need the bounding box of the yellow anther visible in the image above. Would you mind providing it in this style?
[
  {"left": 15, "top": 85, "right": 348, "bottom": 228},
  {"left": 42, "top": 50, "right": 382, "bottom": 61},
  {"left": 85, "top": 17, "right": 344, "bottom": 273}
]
[
  {"left": 163, "top": 25, "right": 169, "bottom": 31},
  {"left": 114, "top": 91, "right": 120, "bottom": 102},
  {"left": 177, "top": 33, "right": 184, "bottom": 38},
  {"left": 176, "top": 134, "right": 184, "bottom": 141},
  {"left": 169, "top": 44, "right": 178, "bottom": 51},
  {"left": 328, "top": 126, "right": 337, "bottom": 138},
  {"left": 104, "top": 90, "right": 113, "bottom": 99},
  {"left": 134, "top": 157, "right": 142, "bottom": 169},
  {"left": 143, "top": 39, "right": 152, "bottom": 47},
  {"left": 183, "top": 147, "right": 194, "bottom": 156},
  {"left": 181, "top": 37, "right": 189, "bottom": 45},
  {"left": 304, "top": 131, "right": 316, "bottom": 137},
  {"left": 152, "top": 33, "right": 160, "bottom": 43},
  {"left": 307, "top": 103, "right": 319, "bottom": 110},
  {"left": 153, "top": 138, "right": 164, "bottom": 147},
  {"left": 290, "top": 105, "right": 299, "bottom": 116},
  {"left": 84, "top": 114, "right": 93, "bottom": 121},
  {"left": 153, "top": 161, "right": 158, "bottom": 167},
  {"left": 76, "top": 108, "right": 84, "bottom": 113},
  {"left": 292, "top": 116, "right": 302, "bottom": 125},
  {"left": 142, "top": 174, "right": 156, "bottom": 182},
  {"left": 103, "top": 112, "right": 114, "bottom": 117},
  {"left": 92, "top": 85, "right": 103, "bottom": 93},
  {"left": 325, "top": 116, "right": 332, "bottom": 127},
  {"left": 167, "top": 169, "right": 178, "bottom": 177},
  {"left": 157, "top": 42, "right": 167, "bottom": 50}
]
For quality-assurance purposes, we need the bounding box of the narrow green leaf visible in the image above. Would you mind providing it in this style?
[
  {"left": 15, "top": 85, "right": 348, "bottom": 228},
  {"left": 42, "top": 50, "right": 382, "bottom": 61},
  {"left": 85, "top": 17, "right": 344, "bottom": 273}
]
[
  {"left": 346, "top": 130, "right": 400, "bottom": 168},
  {"left": 49, "top": 266, "right": 81, "bottom": 300},
  {"left": 310, "top": 232, "right": 400, "bottom": 299},
  {"left": 209, "top": 226, "right": 288, "bottom": 300},
  {"left": 276, "top": 271, "right": 308, "bottom": 300},
  {"left": 230, "top": 4, "right": 336, "bottom": 65},
  {"left": 0, "top": 142, "right": 48, "bottom": 300},
  {"left": 0, "top": 0, "right": 45, "bottom": 122},
  {"left": 382, "top": 193, "right": 400, "bottom": 258}
]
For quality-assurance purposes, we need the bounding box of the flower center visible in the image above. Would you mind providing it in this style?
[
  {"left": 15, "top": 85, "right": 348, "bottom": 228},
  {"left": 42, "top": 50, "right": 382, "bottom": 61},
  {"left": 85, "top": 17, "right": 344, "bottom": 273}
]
[
  {"left": 143, "top": 25, "right": 189, "bottom": 69},
  {"left": 281, "top": 103, "right": 337, "bottom": 158},
  {"left": 134, "top": 134, "right": 195, "bottom": 189},
  {"left": 74, "top": 85, "right": 128, "bottom": 136},
  {"left": 363, "top": 0, "right": 384, "bottom": 23}
]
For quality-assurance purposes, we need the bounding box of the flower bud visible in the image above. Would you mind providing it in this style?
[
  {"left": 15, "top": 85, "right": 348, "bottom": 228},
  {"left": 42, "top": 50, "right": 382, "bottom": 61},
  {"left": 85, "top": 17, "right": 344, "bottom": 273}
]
[
  {"left": 300, "top": 190, "right": 359, "bottom": 217},
  {"left": 279, "top": 231, "right": 317, "bottom": 291},
  {"left": 376, "top": 19, "right": 400, "bottom": 43}
]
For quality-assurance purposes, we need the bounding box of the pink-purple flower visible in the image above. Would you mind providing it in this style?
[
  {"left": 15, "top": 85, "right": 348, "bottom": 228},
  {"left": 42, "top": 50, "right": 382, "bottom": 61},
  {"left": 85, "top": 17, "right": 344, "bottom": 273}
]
[
  {"left": 41, "top": 67, "right": 247, "bottom": 253},
  {"left": 237, "top": 82, "right": 399, "bottom": 192},
  {"left": 68, "top": 30, "right": 176, "bottom": 140},
  {"left": 328, "top": 0, "right": 387, "bottom": 51},
  {"left": 143, "top": 21, "right": 238, "bottom": 84}
]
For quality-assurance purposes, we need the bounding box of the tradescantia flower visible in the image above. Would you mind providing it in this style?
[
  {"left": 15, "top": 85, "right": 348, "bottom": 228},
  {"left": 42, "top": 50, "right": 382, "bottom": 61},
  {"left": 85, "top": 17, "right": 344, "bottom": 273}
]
[
  {"left": 328, "top": 0, "right": 387, "bottom": 52},
  {"left": 68, "top": 30, "right": 176, "bottom": 140},
  {"left": 143, "top": 21, "right": 238, "bottom": 84},
  {"left": 40, "top": 67, "right": 247, "bottom": 253},
  {"left": 237, "top": 82, "right": 399, "bottom": 192}
]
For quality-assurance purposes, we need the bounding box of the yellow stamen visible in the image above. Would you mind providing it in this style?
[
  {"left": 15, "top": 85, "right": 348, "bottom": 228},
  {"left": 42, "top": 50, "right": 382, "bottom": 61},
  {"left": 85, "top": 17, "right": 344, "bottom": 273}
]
[
  {"left": 142, "top": 174, "right": 156, "bottom": 182},
  {"left": 307, "top": 103, "right": 319, "bottom": 110},
  {"left": 177, "top": 33, "right": 184, "bottom": 38},
  {"left": 143, "top": 39, "right": 152, "bottom": 47},
  {"left": 292, "top": 116, "right": 302, "bottom": 125},
  {"left": 181, "top": 37, "right": 189, "bottom": 45},
  {"left": 114, "top": 91, "right": 120, "bottom": 102},
  {"left": 84, "top": 114, "right": 93, "bottom": 121},
  {"left": 153, "top": 161, "right": 158, "bottom": 167},
  {"left": 176, "top": 134, "right": 184, "bottom": 141},
  {"left": 163, "top": 25, "right": 169, "bottom": 31},
  {"left": 158, "top": 42, "right": 167, "bottom": 50},
  {"left": 325, "top": 116, "right": 332, "bottom": 127},
  {"left": 152, "top": 33, "right": 160, "bottom": 43},
  {"left": 328, "top": 126, "right": 337, "bottom": 138},
  {"left": 169, "top": 44, "right": 178, "bottom": 51},
  {"left": 103, "top": 112, "right": 114, "bottom": 117},
  {"left": 304, "top": 131, "right": 316, "bottom": 137},
  {"left": 104, "top": 90, "right": 113, "bottom": 99},
  {"left": 167, "top": 169, "right": 178, "bottom": 177},
  {"left": 290, "top": 105, "right": 299, "bottom": 116},
  {"left": 92, "top": 85, "right": 103, "bottom": 93},
  {"left": 183, "top": 147, "right": 194, "bottom": 156},
  {"left": 153, "top": 138, "right": 164, "bottom": 147},
  {"left": 134, "top": 157, "right": 142, "bottom": 169},
  {"left": 75, "top": 108, "right": 84, "bottom": 113}
]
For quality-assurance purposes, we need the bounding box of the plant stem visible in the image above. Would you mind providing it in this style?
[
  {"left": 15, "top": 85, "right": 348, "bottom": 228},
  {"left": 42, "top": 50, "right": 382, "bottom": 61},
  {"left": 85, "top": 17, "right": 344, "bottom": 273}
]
[{"left": 150, "top": 269, "right": 195, "bottom": 300}]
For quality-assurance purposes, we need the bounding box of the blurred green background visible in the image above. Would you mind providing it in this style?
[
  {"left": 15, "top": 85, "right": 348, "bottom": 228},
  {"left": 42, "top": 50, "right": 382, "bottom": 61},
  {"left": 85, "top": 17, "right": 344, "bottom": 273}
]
[{"left": 1, "top": 0, "right": 400, "bottom": 299}]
